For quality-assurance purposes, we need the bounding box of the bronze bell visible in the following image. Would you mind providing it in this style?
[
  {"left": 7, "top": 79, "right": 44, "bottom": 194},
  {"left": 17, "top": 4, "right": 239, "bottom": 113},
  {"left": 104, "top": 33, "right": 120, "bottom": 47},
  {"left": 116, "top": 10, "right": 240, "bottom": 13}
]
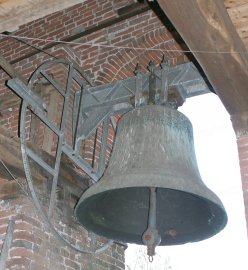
[{"left": 75, "top": 105, "right": 227, "bottom": 252}]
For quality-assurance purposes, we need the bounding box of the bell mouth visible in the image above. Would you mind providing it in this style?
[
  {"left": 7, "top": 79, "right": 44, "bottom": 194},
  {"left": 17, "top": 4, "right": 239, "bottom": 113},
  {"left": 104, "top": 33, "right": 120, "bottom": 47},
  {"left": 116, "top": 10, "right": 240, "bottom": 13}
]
[{"left": 75, "top": 187, "right": 227, "bottom": 245}]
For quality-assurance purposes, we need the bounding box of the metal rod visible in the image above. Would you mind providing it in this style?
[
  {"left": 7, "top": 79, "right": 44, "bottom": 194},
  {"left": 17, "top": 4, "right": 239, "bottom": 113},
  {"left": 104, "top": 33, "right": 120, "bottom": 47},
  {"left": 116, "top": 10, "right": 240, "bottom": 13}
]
[
  {"left": 148, "top": 187, "right": 157, "bottom": 229},
  {"left": 7, "top": 79, "right": 46, "bottom": 112},
  {"left": 26, "top": 148, "right": 55, "bottom": 176},
  {"left": 148, "top": 62, "right": 156, "bottom": 105},
  {"left": 40, "top": 71, "right": 66, "bottom": 97},
  {"left": 142, "top": 187, "right": 161, "bottom": 262},
  {"left": 0, "top": 159, "right": 29, "bottom": 196},
  {"left": 73, "top": 90, "right": 83, "bottom": 148},
  {"left": 0, "top": 220, "right": 15, "bottom": 270},
  {"left": 28, "top": 106, "right": 62, "bottom": 137},
  {"left": 62, "top": 144, "right": 100, "bottom": 182},
  {"left": 98, "top": 118, "right": 110, "bottom": 177},
  {"left": 48, "top": 64, "right": 73, "bottom": 217},
  {"left": 110, "top": 116, "right": 117, "bottom": 132}
]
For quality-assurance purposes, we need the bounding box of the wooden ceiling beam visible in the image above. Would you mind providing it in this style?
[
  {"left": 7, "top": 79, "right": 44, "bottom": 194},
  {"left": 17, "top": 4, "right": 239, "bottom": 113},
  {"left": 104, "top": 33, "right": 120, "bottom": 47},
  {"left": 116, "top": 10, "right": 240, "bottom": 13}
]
[{"left": 157, "top": 0, "right": 248, "bottom": 115}]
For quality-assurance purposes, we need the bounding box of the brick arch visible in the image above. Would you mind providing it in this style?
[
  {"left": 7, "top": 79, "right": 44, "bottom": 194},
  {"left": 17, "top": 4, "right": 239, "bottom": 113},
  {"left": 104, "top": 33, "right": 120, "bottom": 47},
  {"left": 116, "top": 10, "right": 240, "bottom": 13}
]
[
  {"left": 94, "top": 27, "right": 187, "bottom": 85},
  {"left": 51, "top": 44, "right": 82, "bottom": 66}
]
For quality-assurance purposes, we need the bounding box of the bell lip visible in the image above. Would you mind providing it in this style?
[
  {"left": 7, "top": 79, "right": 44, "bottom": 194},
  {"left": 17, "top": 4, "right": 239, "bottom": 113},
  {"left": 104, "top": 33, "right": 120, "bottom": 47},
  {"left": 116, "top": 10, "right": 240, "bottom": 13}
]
[
  {"left": 74, "top": 186, "right": 228, "bottom": 246},
  {"left": 76, "top": 172, "right": 227, "bottom": 211},
  {"left": 75, "top": 184, "right": 228, "bottom": 218}
]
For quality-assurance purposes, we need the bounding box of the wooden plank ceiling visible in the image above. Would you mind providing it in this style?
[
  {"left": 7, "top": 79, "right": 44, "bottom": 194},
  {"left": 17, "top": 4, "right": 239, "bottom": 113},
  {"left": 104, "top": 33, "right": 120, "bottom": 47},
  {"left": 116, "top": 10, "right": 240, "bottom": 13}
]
[
  {"left": 225, "top": 0, "right": 248, "bottom": 48},
  {"left": 0, "top": 0, "right": 86, "bottom": 32}
]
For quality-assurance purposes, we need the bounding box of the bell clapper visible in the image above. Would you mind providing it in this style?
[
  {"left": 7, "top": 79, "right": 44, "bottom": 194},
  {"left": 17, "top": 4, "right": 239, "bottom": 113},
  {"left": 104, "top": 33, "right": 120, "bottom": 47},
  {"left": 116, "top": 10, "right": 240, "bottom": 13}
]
[{"left": 142, "top": 187, "right": 161, "bottom": 262}]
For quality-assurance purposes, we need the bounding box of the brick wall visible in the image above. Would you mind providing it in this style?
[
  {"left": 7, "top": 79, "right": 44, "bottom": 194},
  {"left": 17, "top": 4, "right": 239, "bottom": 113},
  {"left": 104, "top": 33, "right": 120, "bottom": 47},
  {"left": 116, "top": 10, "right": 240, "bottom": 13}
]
[
  {"left": 0, "top": 1, "right": 187, "bottom": 269},
  {"left": 232, "top": 112, "right": 248, "bottom": 236},
  {"left": 0, "top": 196, "right": 126, "bottom": 270},
  {"left": 237, "top": 136, "right": 248, "bottom": 235}
]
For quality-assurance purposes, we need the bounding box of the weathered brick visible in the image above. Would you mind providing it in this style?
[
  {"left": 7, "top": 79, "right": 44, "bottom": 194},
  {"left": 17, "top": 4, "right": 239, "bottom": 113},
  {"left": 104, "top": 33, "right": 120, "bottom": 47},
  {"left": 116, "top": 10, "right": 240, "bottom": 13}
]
[
  {"left": 30, "top": 261, "right": 48, "bottom": 270},
  {"left": 64, "top": 258, "right": 81, "bottom": 270},
  {"left": 12, "top": 239, "right": 33, "bottom": 250},
  {"left": 6, "top": 257, "right": 31, "bottom": 268}
]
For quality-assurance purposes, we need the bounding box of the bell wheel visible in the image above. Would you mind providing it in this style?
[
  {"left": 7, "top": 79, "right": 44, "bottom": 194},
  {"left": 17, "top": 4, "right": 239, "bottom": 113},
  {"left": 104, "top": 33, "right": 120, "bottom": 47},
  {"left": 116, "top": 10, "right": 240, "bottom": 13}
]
[{"left": 19, "top": 59, "right": 113, "bottom": 253}]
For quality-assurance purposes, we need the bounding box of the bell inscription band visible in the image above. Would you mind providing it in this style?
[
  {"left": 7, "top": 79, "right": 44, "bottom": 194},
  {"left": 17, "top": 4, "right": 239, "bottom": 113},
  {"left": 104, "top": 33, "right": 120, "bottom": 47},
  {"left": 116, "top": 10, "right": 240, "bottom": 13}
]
[{"left": 75, "top": 105, "right": 227, "bottom": 259}]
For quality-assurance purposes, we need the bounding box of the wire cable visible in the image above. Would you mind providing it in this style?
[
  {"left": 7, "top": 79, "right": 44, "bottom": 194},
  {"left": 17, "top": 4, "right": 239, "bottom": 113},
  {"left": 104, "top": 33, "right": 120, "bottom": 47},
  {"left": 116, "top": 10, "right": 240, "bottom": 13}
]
[
  {"left": 1, "top": 33, "right": 248, "bottom": 55},
  {"left": 0, "top": 159, "right": 29, "bottom": 196}
]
